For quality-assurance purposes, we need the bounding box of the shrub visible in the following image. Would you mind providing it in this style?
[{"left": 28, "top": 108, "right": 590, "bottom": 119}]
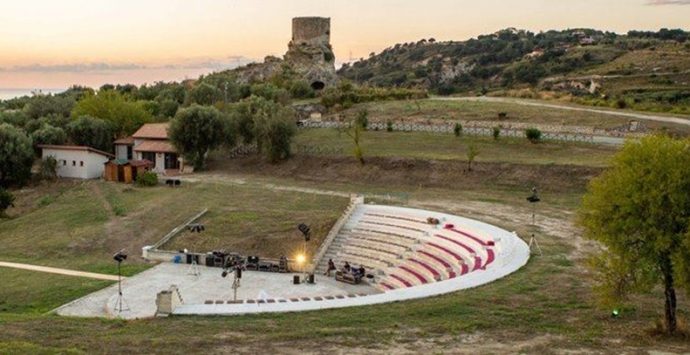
[
  {"left": 355, "top": 109, "right": 369, "bottom": 130},
  {"left": 466, "top": 144, "right": 479, "bottom": 172},
  {"left": 135, "top": 171, "right": 158, "bottom": 187},
  {"left": 615, "top": 98, "right": 628, "bottom": 109},
  {"left": 454, "top": 123, "right": 463, "bottom": 137},
  {"left": 492, "top": 126, "right": 501, "bottom": 140},
  {"left": 525, "top": 128, "right": 543, "bottom": 143},
  {"left": 498, "top": 112, "right": 508, "bottom": 119},
  {"left": 386, "top": 120, "right": 394, "bottom": 132},
  {"left": 39, "top": 156, "right": 58, "bottom": 181},
  {"left": 0, "top": 187, "right": 14, "bottom": 217}
]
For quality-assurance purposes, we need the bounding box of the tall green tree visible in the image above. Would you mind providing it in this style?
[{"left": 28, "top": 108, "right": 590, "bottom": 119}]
[
  {"left": 227, "top": 96, "right": 295, "bottom": 163},
  {"left": 169, "top": 105, "right": 225, "bottom": 170},
  {"left": 71, "top": 90, "right": 152, "bottom": 137},
  {"left": 23, "top": 94, "right": 75, "bottom": 119},
  {"left": 579, "top": 135, "right": 690, "bottom": 335},
  {"left": 66, "top": 116, "right": 114, "bottom": 152},
  {"left": 0, "top": 124, "right": 34, "bottom": 187},
  {"left": 188, "top": 83, "right": 223, "bottom": 106},
  {"left": 31, "top": 124, "right": 67, "bottom": 151}
]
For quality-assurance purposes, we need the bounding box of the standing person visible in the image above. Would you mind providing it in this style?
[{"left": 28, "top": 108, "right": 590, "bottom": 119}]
[{"left": 324, "top": 258, "right": 336, "bottom": 276}]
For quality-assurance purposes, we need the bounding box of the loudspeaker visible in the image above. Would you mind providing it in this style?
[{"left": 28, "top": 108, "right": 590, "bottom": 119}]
[{"left": 293, "top": 275, "right": 300, "bottom": 285}]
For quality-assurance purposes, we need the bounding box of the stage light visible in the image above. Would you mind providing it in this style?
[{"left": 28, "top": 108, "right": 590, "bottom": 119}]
[
  {"left": 113, "top": 251, "right": 127, "bottom": 263},
  {"left": 296, "top": 254, "right": 306, "bottom": 264},
  {"left": 298, "top": 223, "right": 311, "bottom": 242}
]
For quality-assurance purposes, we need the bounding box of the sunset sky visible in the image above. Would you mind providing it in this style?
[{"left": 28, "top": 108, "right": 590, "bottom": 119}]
[{"left": 1, "top": 0, "right": 689, "bottom": 90}]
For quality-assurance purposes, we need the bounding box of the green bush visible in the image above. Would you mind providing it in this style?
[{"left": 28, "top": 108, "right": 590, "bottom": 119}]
[
  {"left": 525, "top": 128, "right": 542, "bottom": 143},
  {"left": 135, "top": 171, "right": 158, "bottom": 187},
  {"left": 386, "top": 120, "right": 394, "bottom": 132},
  {"left": 492, "top": 126, "right": 501, "bottom": 140},
  {"left": 0, "top": 187, "right": 15, "bottom": 217},
  {"left": 355, "top": 109, "right": 369, "bottom": 130},
  {"left": 454, "top": 123, "right": 463, "bottom": 137},
  {"left": 39, "top": 156, "right": 58, "bottom": 181}
]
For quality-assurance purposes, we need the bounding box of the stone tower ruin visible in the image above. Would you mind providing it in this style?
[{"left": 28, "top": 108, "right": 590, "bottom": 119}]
[
  {"left": 292, "top": 17, "right": 331, "bottom": 47},
  {"left": 284, "top": 17, "right": 338, "bottom": 90},
  {"left": 231, "top": 17, "right": 338, "bottom": 90}
]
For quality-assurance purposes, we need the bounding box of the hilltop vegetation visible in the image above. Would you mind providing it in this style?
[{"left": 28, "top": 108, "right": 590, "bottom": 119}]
[{"left": 338, "top": 28, "right": 690, "bottom": 114}]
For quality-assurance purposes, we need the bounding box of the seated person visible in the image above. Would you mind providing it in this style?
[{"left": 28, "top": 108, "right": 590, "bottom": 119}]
[
  {"left": 354, "top": 265, "right": 366, "bottom": 280},
  {"left": 343, "top": 261, "right": 351, "bottom": 273},
  {"left": 324, "top": 258, "right": 336, "bottom": 276}
]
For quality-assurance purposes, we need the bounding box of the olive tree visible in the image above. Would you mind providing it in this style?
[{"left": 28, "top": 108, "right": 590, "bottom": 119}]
[
  {"left": 169, "top": 105, "right": 225, "bottom": 170},
  {"left": 0, "top": 124, "right": 34, "bottom": 187},
  {"left": 31, "top": 124, "right": 67, "bottom": 151},
  {"left": 578, "top": 135, "right": 690, "bottom": 335},
  {"left": 227, "top": 96, "right": 296, "bottom": 163},
  {"left": 66, "top": 116, "right": 114, "bottom": 152}
]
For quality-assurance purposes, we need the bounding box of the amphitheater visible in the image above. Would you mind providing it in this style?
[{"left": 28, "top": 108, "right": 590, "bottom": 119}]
[{"left": 56, "top": 197, "right": 529, "bottom": 318}]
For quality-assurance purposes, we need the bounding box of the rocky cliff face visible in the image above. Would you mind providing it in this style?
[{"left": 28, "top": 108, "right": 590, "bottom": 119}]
[{"left": 233, "top": 17, "right": 338, "bottom": 90}]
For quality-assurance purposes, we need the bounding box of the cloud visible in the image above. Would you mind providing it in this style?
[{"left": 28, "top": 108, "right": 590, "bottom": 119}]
[
  {"left": 0, "top": 56, "right": 256, "bottom": 73},
  {"left": 646, "top": 0, "right": 690, "bottom": 5}
]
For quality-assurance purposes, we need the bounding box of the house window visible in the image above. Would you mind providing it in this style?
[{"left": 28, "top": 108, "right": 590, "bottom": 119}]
[
  {"left": 80, "top": 161, "right": 84, "bottom": 167},
  {"left": 62, "top": 160, "right": 67, "bottom": 166},
  {"left": 72, "top": 161, "right": 76, "bottom": 166},
  {"left": 141, "top": 152, "right": 156, "bottom": 167}
]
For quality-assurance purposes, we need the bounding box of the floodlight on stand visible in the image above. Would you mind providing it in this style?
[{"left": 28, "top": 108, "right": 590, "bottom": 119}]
[
  {"left": 112, "top": 249, "right": 129, "bottom": 314},
  {"left": 525, "top": 187, "right": 543, "bottom": 256}
]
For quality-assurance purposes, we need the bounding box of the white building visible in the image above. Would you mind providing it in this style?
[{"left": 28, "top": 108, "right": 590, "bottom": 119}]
[{"left": 39, "top": 145, "right": 114, "bottom": 179}]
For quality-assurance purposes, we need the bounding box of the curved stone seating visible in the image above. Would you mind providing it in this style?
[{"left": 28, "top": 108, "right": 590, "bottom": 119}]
[{"left": 316, "top": 204, "right": 513, "bottom": 292}]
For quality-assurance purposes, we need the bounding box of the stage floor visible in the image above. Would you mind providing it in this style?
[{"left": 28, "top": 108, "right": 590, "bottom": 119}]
[{"left": 55, "top": 263, "right": 379, "bottom": 319}]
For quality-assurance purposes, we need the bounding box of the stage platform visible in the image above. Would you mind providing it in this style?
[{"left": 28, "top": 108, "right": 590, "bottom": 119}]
[{"left": 55, "top": 263, "right": 379, "bottom": 319}]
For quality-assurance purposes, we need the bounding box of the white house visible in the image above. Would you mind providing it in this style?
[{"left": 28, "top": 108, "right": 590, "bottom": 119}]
[
  {"left": 114, "top": 123, "right": 184, "bottom": 174},
  {"left": 39, "top": 145, "right": 114, "bottom": 179}
]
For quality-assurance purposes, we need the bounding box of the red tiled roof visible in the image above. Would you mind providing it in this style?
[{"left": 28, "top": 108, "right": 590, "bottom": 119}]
[
  {"left": 132, "top": 123, "right": 170, "bottom": 139},
  {"left": 39, "top": 145, "right": 114, "bottom": 158},
  {"left": 134, "top": 140, "right": 176, "bottom": 153},
  {"left": 114, "top": 136, "right": 135, "bottom": 145}
]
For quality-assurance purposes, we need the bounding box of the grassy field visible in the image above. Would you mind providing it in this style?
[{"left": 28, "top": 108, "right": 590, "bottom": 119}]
[
  {"left": 1, "top": 129, "right": 688, "bottom": 352},
  {"left": 293, "top": 128, "right": 617, "bottom": 167},
  {"left": 1, "top": 176, "right": 688, "bottom": 353},
  {"left": 334, "top": 98, "right": 635, "bottom": 129},
  {"left": 0, "top": 180, "right": 347, "bottom": 271}
]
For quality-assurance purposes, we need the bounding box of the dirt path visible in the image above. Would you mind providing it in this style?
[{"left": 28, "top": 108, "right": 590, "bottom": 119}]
[
  {"left": 433, "top": 96, "right": 690, "bottom": 127},
  {"left": 0, "top": 261, "right": 121, "bottom": 281}
]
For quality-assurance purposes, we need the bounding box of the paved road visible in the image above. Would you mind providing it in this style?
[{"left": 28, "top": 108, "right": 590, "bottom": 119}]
[
  {"left": 432, "top": 96, "right": 690, "bottom": 127},
  {"left": 0, "top": 261, "right": 121, "bottom": 281}
]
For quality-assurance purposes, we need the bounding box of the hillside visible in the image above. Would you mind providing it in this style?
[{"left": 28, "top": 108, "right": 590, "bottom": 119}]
[{"left": 338, "top": 28, "right": 690, "bottom": 113}]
